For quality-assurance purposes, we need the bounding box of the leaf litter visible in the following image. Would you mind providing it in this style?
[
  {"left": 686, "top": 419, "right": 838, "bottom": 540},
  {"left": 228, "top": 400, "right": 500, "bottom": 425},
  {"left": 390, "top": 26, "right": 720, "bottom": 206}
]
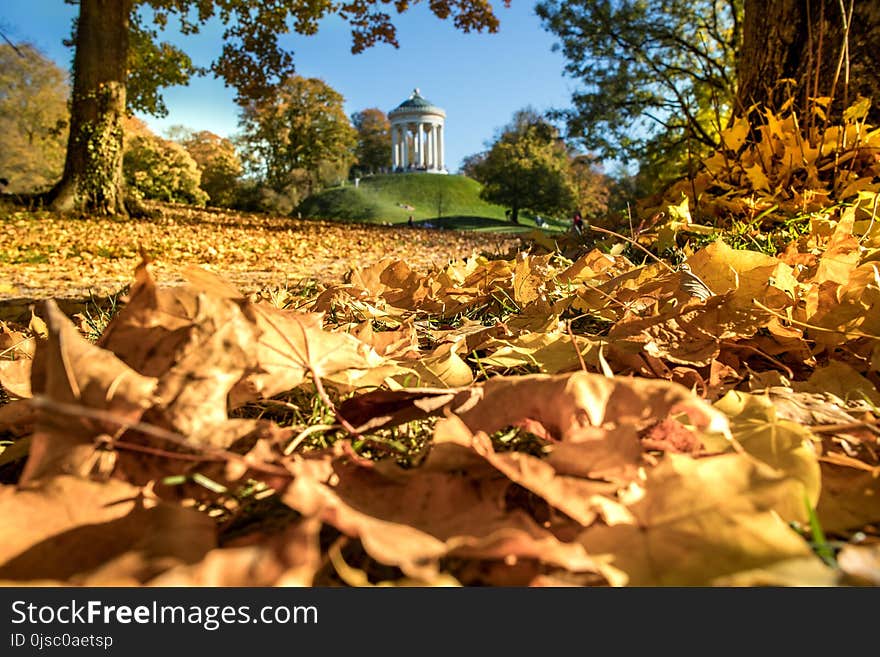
[{"left": 2, "top": 107, "right": 880, "bottom": 586}]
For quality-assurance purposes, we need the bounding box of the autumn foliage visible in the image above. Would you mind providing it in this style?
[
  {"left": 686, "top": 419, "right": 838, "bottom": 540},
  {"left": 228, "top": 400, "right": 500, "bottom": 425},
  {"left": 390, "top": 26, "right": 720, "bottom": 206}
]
[{"left": 1, "top": 103, "right": 880, "bottom": 587}]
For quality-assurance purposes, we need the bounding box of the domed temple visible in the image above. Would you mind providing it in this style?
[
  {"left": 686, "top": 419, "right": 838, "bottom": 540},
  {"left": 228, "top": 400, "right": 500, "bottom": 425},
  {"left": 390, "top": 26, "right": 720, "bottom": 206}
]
[{"left": 388, "top": 88, "right": 447, "bottom": 173}]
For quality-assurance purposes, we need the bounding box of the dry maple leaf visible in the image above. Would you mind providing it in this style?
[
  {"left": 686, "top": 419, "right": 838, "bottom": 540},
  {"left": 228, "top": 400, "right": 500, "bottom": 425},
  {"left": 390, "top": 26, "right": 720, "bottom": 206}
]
[
  {"left": 455, "top": 371, "right": 730, "bottom": 442},
  {"left": 435, "top": 414, "right": 628, "bottom": 527},
  {"left": 578, "top": 453, "right": 825, "bottom": 586},
  {"left": 148, "top": 518, "right": 321, "bottom": 587},
  {"left": 0, "top": 476, "right": 215, "bottom": 585},
  {"left": 24, "top": 301, "right": 158, "bottom": 481},
  {"left": 282, "top": 444, "right": 597, "bottom": 581}
]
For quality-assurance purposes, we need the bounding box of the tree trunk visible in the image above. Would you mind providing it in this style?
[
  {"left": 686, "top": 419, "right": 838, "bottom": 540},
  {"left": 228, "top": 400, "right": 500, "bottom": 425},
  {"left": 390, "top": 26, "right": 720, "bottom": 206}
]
[
  {"left": 510, "top": 205, "right": 519, "bottom": 224},
  {"left": 737, "top": 0, "right": 880, "bottom": 124},
  {"left": 49, "top": 0, "right": 131, "bottom": 215}
]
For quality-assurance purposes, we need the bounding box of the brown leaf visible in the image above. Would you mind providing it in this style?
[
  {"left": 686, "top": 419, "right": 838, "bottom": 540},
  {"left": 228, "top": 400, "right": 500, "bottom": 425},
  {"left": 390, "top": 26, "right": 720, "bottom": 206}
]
[
  {"left": 242, "top": 304, "right": 382, "bottom": 399},
  {"left": 0, "top": 320, "right": 35, "bottom": 358},
  {"left": 24, "top": 301, "right": 158, "bottom": 481},
  {"left": 0, "top": 359, "right": 31, "bottom": 398},
  {"left": 816, "top": 462, "right": 880, "bottom": 533},
  {"left": 0, "top": 476, "right": 215, "bottom": 584},
  {"left": 0, "top": 400, "right": 35, "bottom": 438},
  {"left": 282, "top": 445, "right": 596, "bottom": 580},
  {"left": 435, "top": 415, "right": 626, "bottom": 527},
  {"left": 148, "top": 518, "right": 321, "bottom": 586},
  {"left": 455, "top": 372, "right": 730, "bottom": 442},
  {"left": 837, "top": 543, "right": 880, "bottom": 585}
]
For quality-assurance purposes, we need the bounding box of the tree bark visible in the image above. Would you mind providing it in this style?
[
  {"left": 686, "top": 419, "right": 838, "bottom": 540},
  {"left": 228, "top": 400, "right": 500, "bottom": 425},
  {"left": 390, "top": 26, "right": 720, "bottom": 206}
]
[
  {"left": 49, "top": 0, "right": 131, "bottom": 215},
  {"left": 736, "top": 0, "right": 880, "bottom": 124}
]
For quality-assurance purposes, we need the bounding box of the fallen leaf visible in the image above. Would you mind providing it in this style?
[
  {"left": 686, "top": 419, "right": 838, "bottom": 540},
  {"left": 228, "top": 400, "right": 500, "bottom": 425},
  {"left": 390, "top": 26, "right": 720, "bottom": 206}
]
[
  {"left": 0, "top": 476, "right": 215, "bottom": 584},
  {"left": 578, "top": 453, "right": 820, "bottom": 586}
]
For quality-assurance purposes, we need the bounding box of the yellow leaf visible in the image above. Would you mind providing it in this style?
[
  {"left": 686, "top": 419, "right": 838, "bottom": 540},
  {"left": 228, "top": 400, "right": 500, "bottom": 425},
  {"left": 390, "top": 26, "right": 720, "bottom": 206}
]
[
  {"left": 714, "top": 391, "right": 821, "bottom": 509},
  {"left": 578, "top": 453, "right": 819, "bottom": 586},
  {"left": 720, "top": 116, "right": 750, "bottom": 152}
]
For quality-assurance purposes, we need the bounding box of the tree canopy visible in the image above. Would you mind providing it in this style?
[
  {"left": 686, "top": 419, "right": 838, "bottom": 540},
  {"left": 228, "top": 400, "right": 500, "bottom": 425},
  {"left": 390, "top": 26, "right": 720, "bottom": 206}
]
[
  {"left": 536, "top": 0, "right": 740, "bottom": 189},
  {"left": 179, "top": 130, "right": 244, "bottom": 208},
  {"left": 238, "top": 75, "right": 357, "bottom": 199},
  {"left": 122, "top": 117, "right": 208, "bottom": 206},
  {"left": 472, "top": 109, "right": 577, "bottom": 223},
  {"left": 0, "top": 43, "right": 69, "bottom": 192},
  {"left": 351, "top": 108, "right": 392, "bottom": 176}
]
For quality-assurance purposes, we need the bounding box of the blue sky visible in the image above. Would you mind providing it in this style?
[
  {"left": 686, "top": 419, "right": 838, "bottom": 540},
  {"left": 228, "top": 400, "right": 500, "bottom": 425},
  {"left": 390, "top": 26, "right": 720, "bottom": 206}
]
[{"left": 1, "top": 1, "right": 576, "bottom": 171}]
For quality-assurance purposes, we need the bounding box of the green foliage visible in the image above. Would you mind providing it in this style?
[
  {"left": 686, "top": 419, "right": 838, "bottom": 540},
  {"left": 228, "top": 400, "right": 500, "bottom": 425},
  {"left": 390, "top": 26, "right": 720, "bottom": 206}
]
[
  {"left": 471, "top": 109, "right": 577, "bottom": 223},
  {"left": 123, "top": 120, "right": 208, "bottom": 205},
  {"left": 0, "top": 43, "right": 69, "bottom": 193},
  {"left": 536, "top": 0, "right": 741, "bottom": 190},
  {"left": 238, "top": 75, "right": 357, "bottom": 200},
  {"left": 127, "top": 17, "right": 200, "bottom": 117},
  {"left": 179, "top": 130, "right": 244, "bottom": 207},
  {"left": 351, "top": 108, "right": 391, "bottom": 176}
]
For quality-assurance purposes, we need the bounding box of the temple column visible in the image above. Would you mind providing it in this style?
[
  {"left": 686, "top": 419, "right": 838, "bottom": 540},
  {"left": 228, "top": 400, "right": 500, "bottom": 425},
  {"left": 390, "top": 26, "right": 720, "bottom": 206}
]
[
  {"left": 436, "top": 125, "right": 443, "bottom": 172},
  {"left": 401, "top": 126, "right": 408, "bottom": 169},
  {"left": 391, "top": 127, "right": 399, "bottom": 168},
  {"left": 426, "top": 124, "right": 433, "bottom": 169}
]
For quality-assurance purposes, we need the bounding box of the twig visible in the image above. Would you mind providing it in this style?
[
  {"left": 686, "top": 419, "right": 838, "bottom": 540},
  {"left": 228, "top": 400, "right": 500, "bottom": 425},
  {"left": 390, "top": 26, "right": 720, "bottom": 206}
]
[
  {"left": 587, "top": 224, "right": 677, "bottom": 273},
  {"left": 29, "top": 396, "right": 291, "bottom": 477},
  {"left": 565, "top": 321, "right": 588, "bottom": 372},
  {"left": 752, "top": 299, "right": 880, "bottom": 340},
  {"left": 0, "top": 29, "right": 25, "bottom": 57},
  {"left": 720, "top": 340, "right": 794, "bottom": 379}
]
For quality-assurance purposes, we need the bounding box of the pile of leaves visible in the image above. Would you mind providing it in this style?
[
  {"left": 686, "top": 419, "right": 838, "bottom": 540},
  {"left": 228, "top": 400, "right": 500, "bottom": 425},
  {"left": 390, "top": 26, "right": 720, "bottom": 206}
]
[
  {"left": 635, "top": 97, "right": 880, "bottom": 255},
  {"left": 1, "top": 192, "right": 879, "bottom": 585}
]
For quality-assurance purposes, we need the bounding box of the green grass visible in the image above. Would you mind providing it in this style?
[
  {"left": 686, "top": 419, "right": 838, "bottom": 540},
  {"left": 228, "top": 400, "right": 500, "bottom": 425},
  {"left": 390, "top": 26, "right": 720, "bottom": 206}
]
[{"left": 297, "top": 173, "right": 567, "bottom": 232}]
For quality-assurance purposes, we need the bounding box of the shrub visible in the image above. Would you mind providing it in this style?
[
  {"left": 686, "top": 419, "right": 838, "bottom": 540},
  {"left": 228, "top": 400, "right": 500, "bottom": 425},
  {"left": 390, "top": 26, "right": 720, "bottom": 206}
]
[{"left": 123, "top": 132, "right": 208, "bottom": 205}]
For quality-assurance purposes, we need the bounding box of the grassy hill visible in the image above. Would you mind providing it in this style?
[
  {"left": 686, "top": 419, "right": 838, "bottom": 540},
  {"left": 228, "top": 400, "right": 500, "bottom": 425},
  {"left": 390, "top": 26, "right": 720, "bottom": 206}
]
[{"left": 297, "top": 173, "right": 564, "bottom": 232}]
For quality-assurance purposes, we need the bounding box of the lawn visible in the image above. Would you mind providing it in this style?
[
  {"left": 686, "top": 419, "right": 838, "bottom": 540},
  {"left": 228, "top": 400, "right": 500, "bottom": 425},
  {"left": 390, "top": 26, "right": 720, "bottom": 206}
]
[{"left": 297, "top": 173, "right": 568, "bottom": 232}]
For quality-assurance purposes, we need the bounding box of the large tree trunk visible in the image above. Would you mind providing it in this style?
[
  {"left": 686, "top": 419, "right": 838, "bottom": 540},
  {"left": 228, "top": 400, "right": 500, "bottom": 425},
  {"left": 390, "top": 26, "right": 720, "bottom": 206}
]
[
  {"left": 737, "top": 0, "right": 880, "bottom": 124},
  {"left": 49, "top": 0, "right": 131, "bottom": 215}
]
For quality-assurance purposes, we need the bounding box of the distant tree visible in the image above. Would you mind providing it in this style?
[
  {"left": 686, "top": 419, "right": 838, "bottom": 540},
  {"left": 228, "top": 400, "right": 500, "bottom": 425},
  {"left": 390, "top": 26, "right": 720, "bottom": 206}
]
[
  {"left": 473, "top": 109, "right": 577, "bottom": 224},
  {"left": 569, "top": 154, "right": 610, "bottom": 220},
  {"left": 179, "top": 130, "right": 243, "bottom": 207},
  {"left": 536, "top": 0, "right": 740, "bottom": 189},
  {"left": 123, "top": 117, "right": 207, "bottom": 205},
  {"left": 459, "top": 151, "right": 488, "bottom": 179},
  {"left": 41, "top": 0, "right": 508, "bottom": 216},
  {"left": 0, "top": 43, "right": 69, "bottom": 193},
  {"left": 351, "top": 108, "right": 391, "bottom": 175},
  {"left": 238, "top": 75, "right": 357, "bottom": 200}
]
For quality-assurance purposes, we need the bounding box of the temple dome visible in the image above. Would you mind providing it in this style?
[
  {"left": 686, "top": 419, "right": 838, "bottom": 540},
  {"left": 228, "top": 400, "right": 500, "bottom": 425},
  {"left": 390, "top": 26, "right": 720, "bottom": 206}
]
[{"left": 389, "top": 88, "right": 446, "bottom": 118}]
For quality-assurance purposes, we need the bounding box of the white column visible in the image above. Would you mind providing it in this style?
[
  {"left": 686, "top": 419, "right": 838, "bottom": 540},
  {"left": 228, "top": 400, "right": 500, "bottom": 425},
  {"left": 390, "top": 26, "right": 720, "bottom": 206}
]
[
  {"left": 391, "top": 126, "right": 398, "bottom": 169},
  {"left": 426, "top": 124, "right": 433, "bottom": 170},
  {"left": 431, "top": 124, "right": 438, "bottom": 170},
  {"left": 401, "top": 126, "right": 408, "bottom": 168},
  {"left": 437, "top": 124, "right": 444, "bottom": 172}
]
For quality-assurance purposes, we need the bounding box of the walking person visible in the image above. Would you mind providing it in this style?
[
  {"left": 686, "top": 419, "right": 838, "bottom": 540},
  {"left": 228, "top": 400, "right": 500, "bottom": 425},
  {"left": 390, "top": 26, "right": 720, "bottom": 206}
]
[{"left": 572, "top": 209, "right": 584, "bottom": 234}]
